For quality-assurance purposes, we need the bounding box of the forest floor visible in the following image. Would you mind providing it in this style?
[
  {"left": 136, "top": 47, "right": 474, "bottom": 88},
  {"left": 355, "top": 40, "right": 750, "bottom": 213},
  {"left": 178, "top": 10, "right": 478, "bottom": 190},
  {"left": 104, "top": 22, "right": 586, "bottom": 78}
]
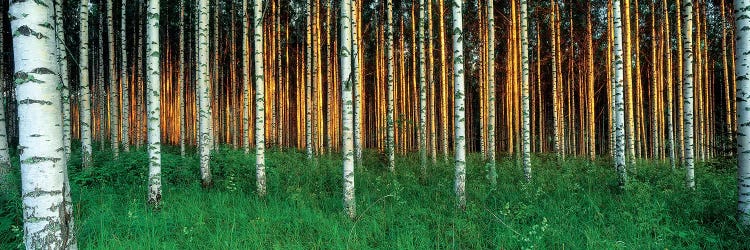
[{"left": 2, "top": 144, "right": 749, "bottom": 249}]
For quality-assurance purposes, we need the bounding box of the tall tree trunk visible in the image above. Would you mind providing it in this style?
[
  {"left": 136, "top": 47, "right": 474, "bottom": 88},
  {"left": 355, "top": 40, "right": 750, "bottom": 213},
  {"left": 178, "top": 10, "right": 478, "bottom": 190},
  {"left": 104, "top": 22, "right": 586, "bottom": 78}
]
[
  {"left": 587, "top": 3, "right": 596, "bottom": 160},
  {"left": 520, "top": 0, "right": 531, "bottom": 181},
  {"left": 242, "top": 0, "right": 250, "bottom": 154},
  {"left": 353, "top": 0, "right": 362, "bottom": 166},
  {"left": 10, "top": 0, "right": 77, "bottom": 247},
  {"left": 146, "top": 0, "right": 162, "bottom": 207},
  {"left": 438, "top": 0, "right": 449, "bottom": 161},
  {"left": 665, "top": 0, "right": 675, "bottom": 169},
  {"left": 253, "top": 0, "right": 267, "bottom": 197},
  {"left": 306, "top": 2, "right": 313, "bottom": 159},
  {"left": 54, "top": 0, "right": 71, "bottom": 159},
  {"left": 613, "top": 0, "right": 628, "bottom": 188},
  {"left": 451, "top": 0, "right": 467, "bottom": 210},
  {"left": 682, "top": 0, "right": 695, "bottom": 189},
  {"left": 107, "top": 0, "right": 119, "bottom": 156},
  {"left": 551, "top": 0, "right": 561, "bottom": 160},
  {"left": 80, "top": 0, "right": 93, "bottom": 168},
  {"left": 341, "top": 0, "right": 356, "bottom": 220},
  {"left": 0, "top": 3, "right": 10, "bottom": 190},
  {"left": 735, "top": 0, "right": 750, "bottom": 225},
  {"left": 386, "top": 0, "right": 395, "bottom": 171},
  {"left": 179, "top": 0, "right": 186, "bottom": 156},
  {"left": 487, "top": 0, "right": 497, "bottom": 184},
  {"left": 418, "top": 0, "right": 427, "bottom": 172},
  {"left": 198, "top": 0, "right": 212, "bottom": 187},
  {"left": 121, "top": 0, "right": 129, "bottom": 152}
]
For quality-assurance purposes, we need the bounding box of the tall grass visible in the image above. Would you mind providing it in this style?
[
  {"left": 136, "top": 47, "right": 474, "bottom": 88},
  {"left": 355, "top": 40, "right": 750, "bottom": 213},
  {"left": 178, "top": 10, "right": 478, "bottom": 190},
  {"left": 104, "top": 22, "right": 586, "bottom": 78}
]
[{"left": 2, "top": 143, "right": 749, "bottom": 249}]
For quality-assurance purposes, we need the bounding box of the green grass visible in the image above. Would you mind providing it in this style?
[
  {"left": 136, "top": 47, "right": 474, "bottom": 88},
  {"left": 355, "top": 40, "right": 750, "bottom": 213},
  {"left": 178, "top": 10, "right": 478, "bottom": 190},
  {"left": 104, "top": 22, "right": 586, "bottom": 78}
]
[{"left": 2, "top": 143, "right": 749, "bottom": 249}]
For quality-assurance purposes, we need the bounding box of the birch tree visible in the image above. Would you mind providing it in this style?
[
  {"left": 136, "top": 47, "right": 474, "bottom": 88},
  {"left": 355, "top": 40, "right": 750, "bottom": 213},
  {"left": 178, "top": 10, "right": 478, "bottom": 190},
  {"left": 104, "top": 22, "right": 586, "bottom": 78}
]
[
  {"left": 54, "top": 0, "right": 71, "bottom": 159},
  {"left": 418, "top": 0, "right": 427, "bottom": 172},
  {"left": 120, "top": 0, "right": 129, "bottom": 152},
  {"left": 353, "top": 0, "right": 362, "bottom": 166},
  {"left": 452, "top": 0, "right": 467, "bottom": 210},
  {"left": 198, "top": 0, "right": 212, "bottom": 187},
  {"left": 735, "top": 0, "right": 750, "bottom": 225},
  {"left": 614, "top": 0, "right": 628, "bottom": 188},
  {"left": 80, "top": 0, "right": 93, "bottom": 168},
  {"left": 341, "top": 0, "right": 356, "bottom": 219},
  {"left": 682, "top": 0, "right": 695, "bottom": 189},
  {"left": 11, "top": 0, "right": 77, "bottom": 247},
  {"left": 242, "top": 0, "right": 250, "bottom": 155},
  {"left": 386, "top": 0, "right": 395, "bottom": 171},
  {"left": 146, "top": 0, "right": 162, "bottom": 207},
  {"left": 253, "top": 0, "right": 267, "bottom": 197},
  {"left": 487, "top": 0, "right": 497, "bottom": 184},
  {"left": 0, "top": 1, "right": 10, "bottom": 190},
  {"left": 306, "top": 2, "right": 313, "bottom": 159},
  {"left": 107, "top": 0, "right": 119, "bottom": 156},
  {"left": 520, "top": 0, "right": 531, "bottom": 181}
]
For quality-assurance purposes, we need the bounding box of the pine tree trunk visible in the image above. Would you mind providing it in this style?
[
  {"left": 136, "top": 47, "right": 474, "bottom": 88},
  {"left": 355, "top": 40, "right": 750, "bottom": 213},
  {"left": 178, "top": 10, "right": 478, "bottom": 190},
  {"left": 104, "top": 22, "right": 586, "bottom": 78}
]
[
  {"left": 179, "top": 0, "right": 186, "bottom": 156},
  {"left": 665, "top": 0, "right": 676, "bottom": 169},
  {"left": 253, "top": 0, "right": 267, "bottom": 197},
  {"left": 341, "top": 0, "right": 356, "bottom": 219},
  {"left": 79, "top": 0, "right": 93, "bottom": 168},
  {"left": 306, "top": 2, "right": 313, "bottom": 159},
  {"left": 613, "top": 0, "right": 628, "bottom": 188},
  {"left": 734, "top": 0, "right": 750, "bottom": 225},
  {"left": 10, "top": 0, "right": 77, "bottom": 247},
  {"left": 682, "top": 0, "right": 695, "bottom": 189},
  {"left": 146, "top": 0, "right": 162, "bottom": 207},
  {"left": 451, "top": 0, "right": 467, "bottom": 210},
  {"left": 198, "top": 0, "right": 212, "bottom": 187}
]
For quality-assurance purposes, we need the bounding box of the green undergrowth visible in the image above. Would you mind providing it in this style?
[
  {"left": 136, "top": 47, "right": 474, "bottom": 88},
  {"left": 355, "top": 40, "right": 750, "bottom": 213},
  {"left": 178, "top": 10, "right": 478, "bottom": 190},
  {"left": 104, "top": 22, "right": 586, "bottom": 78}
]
[{"left": 2, "top": 143, "right": 749, "bottom": 249}]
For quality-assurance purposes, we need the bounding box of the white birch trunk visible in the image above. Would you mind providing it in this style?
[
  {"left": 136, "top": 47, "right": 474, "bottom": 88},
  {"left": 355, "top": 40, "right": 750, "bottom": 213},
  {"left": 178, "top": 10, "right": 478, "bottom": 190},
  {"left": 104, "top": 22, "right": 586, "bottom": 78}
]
[
  {"left": 79, "top": 0, "right": 93, "bottom": 169},
  {"left": 451, "top": 0, "right": 467, "bottom": 210},
  {"left": 341, "top": 0, "right": 356, "bottom": 219},
  {"left": 107, "top": 0, "right": 119, "bottom": 156},
  {"left": 614, "top": 0, "right": 628, "bottom": 188},
  {"left": 683, "top": 0, "right": 695, "bottom": 189},
  {"left": 121, "top": 0, "right": 129, "bottom": 152},
  {"left": 386, "top": 0, "right": 395, "bottom": 171},
  {"left": 306, "top": 3, "right": 313, "bottom": 159},
  {"left": 734, "top": 0, "right": 750, "bottom": 225},
  {"left": 54, "top": 0, "right": 71, "bottom": 159},
  {"left": 521, "top": 0, "right": 531, "bottom": 181},
  {"left": 146, "top": 0, "right": 162, "bottom": 207},
  {"left": 10, "top": 0, "right": 76, "bottom": 247},
  {"left": 0, "top": 1, "right": 11, "bottom": 189},
  {"left": 418, "top": 0, "right": 427, "bottom": 172},
  {"left": 242, "top": 0, "right": 250, "bottom": 154},
  {"left": 352, "top": 0, "right": 363, "bottom": 166},
  {"left": 487, "top": 0, "right": 497, "bottom": 185},
  {"left": 253, "top": 0, "right": 267, "bottom": 197},
  {"left": 198, "top": 0, "right": 212, "bottom": 187}
]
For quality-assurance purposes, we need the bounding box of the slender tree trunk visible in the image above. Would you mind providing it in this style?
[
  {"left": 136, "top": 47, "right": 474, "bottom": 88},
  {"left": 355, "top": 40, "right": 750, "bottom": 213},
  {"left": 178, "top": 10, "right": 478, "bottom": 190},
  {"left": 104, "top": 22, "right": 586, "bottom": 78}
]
[
  {"left": 487, "top": 0, "right": 497, "bottom": 184},
  {"left": 341, "top": 0, "right": 356, "bottom": 219},
  {"left": 735, "top": 0, "right": 750, "bottom": 225},
  {"left": 386, "top": 0, "right": 395, "bottom": 171},
  {"left": 121, "top": 0, "right": 129, "bottom": 152},
  {"left": 146, "top": 0, "right": 162, "bottom": 207},
  {"left": 54, "top": 0, "right": 71, "bottom": 159},
  {"left": 439, "top": 0, "right": 449, "bottom": 161},
  {"left": 198, "top": 0, "right": 212, "bottom": 187},
  {"left": 551, "top": 0, "right": 561, "bottom": 160},
  {"left": 682, "top": 0, "right": 695, "bottom": 189},
  {"left": 107, "top": 0, "right": 119, "bottom": 156},
  {"left": 242, "top": 0, "right": 250, "bottom": 154},
  {"left": 178, "top": 0, "right": 186, "bottom": 156},
  {"left": 306, "top": 2, "right": 313, "bottom": 159},
  {"left": 418, "top": 0, "right": 427, "bottom": 172},
  {"left": 352, "top": 0, "right": 362, "bottom": 166},
  {"left": 0, "top": 5, "right": 9, "bottom": 190},
  {"left": 587, "top": 4, "right": 596, "bottom": 160},
  {"left": 253, "top": 0, "right": 267, "bottom": 197},
  {"left": 451, "top": 0, "right": 467, "bottom": 210},
  {"left": 520, "top": 0, "right": 531, "bottom": 181},
  {"left": 10, "top": 0, "right": 77, "bottom": 247},
  {"left": 80, "top": 0, "right": 93, "bottom": 168},
  {"left": 665, "top": 0, "right": 675, "bottom": 169},
  {"left": 613, "top": 0, "right": 628, "bottom": 188}
]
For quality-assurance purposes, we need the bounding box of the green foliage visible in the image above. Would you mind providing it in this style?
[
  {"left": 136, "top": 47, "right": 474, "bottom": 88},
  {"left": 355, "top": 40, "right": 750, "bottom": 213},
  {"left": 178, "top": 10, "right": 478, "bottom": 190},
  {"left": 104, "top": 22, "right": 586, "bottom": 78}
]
[{"left": 1, "top": 145, "right": 749, "bottom": 249}]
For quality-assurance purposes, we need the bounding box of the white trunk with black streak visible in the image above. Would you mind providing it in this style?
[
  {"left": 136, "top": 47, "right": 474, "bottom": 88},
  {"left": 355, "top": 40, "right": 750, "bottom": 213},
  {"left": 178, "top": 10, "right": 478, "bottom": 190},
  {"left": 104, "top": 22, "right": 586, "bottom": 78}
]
[
  {"left": 486, "top": 0, "right": 497, "bottom": 185},
  {"left": 734, "top": 0, "right": 750, "bottom": 225},
  {"left": 79, "top": 0, "right": 93, "bottom": 169},
  {"left": 146, "top": 0, "right": 162, "bottom": 207},
  {"left": 613, "top": 0, "right": 628, "bottom": 188},
  {"left": 54, "top": 0, "right": 71, "bottom": 159},
  {"left": 353, "top": 0, "right": 363, "bottom": 166},
  {"left": 418, "top": 0, "right": 427, "bottom": 173},
  {"left": 121, "top": 0, "right": 129, "bottom": 152},
  {"left": 107, "top": 0, "right": 120, "bottom": 156},
  {"left": 386, "top": 0, "right": 395, "bottom": 171},
  {"left": 521, "top": 0, "right": 531, "bottom": 181},
  {"left": 242, "top": 0, "right": 250, "bottom": 154},
  {"left": 253, "top": 0, "right": 267, "bottom": 197},
  {"left": 683, "top": 0, "right": 695, "bottom": 189},
  {"left": 11, "top": 0, "right": 77, "bottom": 247},
  {"left": 452, "top": 0, "right": 467, "bottom": 210},
  {"left": 198, "top": 0, "right": 212, "bottom": 187},
  {"left": 341, "top": 0, "right": 356, "bottom": 219}
]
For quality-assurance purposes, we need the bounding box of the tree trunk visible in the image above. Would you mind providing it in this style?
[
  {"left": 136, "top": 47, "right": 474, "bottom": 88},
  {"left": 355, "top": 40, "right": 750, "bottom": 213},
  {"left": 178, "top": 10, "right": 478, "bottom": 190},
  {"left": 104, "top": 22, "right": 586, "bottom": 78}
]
[
  {"left": 146, "top": 0, "right": 162, "bottom": 207},
  {"left": 10, "top": 0, "right": 77, "bottom": 247},
  {"left": 253, "top": 0, "right": 267, "bottom": 197},
  {"left": 341, "top": 0, "right": 356, "bottom": 219},
  {"left": 198, "top": 0, "right": 212, "bottom": 187},
  {"left": 451, "top": 0, "right": 467, "bottom": 210},
  {"left": 521, "top": 0, "right": 531, "bottom": 181},
  {"left": 487, "top": 0, "right": 497, "bottom": 184},
  {"left": 682, "top": 0, "right": 695, "bottom": 189},
  {"left": 242, "top": 0, "right": 250, "bottom": 154},
  {"left": 121, "top": 0, "right": 129, "bottom": 152},
  {"left": 107, "top": 0, "right": 119, "bottom": 156},
  {"left": 614, "top": 0, "right": 628, "bottom": 188},
  {"left": 386, "top": 0, "right": 395, "bottom": 171},
  {"left": 79, "top": 0, "right": 93, "bottom": 168},
  {"left": 54, "top": 0, "right": 71, "bottom": 159},
  {"left": 179, "top": 0, "right": 186, "bottom": 156},
  {"left": 734, "top": 0, "right": 750, "bottom": 225},
  {"left": 418, "top": 0, "right": 427, "bottom": 172}
]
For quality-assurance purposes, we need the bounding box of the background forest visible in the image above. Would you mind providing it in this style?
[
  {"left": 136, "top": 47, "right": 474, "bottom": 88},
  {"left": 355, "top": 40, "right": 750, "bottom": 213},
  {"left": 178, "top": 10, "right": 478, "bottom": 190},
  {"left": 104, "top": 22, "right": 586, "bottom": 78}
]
[{"left": 2, "top": 0, "right": 750, "bottom": 248}]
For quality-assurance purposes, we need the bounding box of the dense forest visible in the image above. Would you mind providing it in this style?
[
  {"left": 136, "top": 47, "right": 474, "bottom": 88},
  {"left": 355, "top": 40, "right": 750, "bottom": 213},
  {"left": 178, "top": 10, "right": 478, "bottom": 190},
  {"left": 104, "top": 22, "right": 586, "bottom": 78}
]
[{"left": 2, "top": 0, "right": 750, "bottom": 248}]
